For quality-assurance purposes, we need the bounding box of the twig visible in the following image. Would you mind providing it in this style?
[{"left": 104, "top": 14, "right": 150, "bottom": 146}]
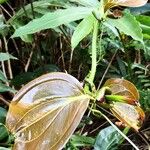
[
  {"left": 0, "top": 5, "right": 12, "bottom": 17},
  {"left": 3, "top": 37, "right": 13, "bottom": 79},
  {"left": 29, "top": 0, "right": 35, "bottom": 19},
  {"left": 1, "top": 61, "right": 8, "bottom": 86},
  {"left": 138, "top": 131, "right": 150, "bottom": 146},
  {"left": 21, "top": 0, "right": 28, "bottom": 18},
  {"left": 97, "top": 50, "right": 118, "bottom": 90},
  {"left": 25, "top": 47, "right": 34, "bottom": 72},
  {"left": 6, "top": 2, "right": 15, "bottom": 15},
  {"left": 89, "top": 120, "right": 108, "bottom": 134},
  {"left": 59, "top": 36, "right": 66, "bottom": 71},
  {"left": 0, "top": 95, "right": 10, "bottom": 106},
  {"left": 77, "top": 63, "right": 82, "bottom": 80},
  {"left": 68, "top": 48, "right": 74, "bottom": 73}
]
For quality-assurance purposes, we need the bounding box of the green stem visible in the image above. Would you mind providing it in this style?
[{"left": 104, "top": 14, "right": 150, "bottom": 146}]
[{"left": 88, "top": 20, "right": 98, "bottom": 86}]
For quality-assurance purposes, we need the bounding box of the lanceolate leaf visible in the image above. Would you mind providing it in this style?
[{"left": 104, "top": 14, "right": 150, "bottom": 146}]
[
  {"left": 0, "top": 70, "right": 8, "bottom": 82},
  {"left": 0, "top": 107, "right": 7, "bottom": 124},
  {"left": 8, "top": 0, "right": 68, "bottom": 23},
  {"left": 6, "top": 72, "right": 90, "bottom": 150},
  {"left": 71, "top": 14, "right": 95, "bottom": 49},
  {"left": 0, "top": 53, "right": 17, "bottom": 62},
  {"left": 12, "top": 7, "right": 94, "bottom": 37},
  {"left": 106, "top": 10, "right": 143, "bottom": 42}
]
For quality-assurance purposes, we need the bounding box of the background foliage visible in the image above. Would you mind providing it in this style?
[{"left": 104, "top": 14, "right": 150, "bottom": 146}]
[{"left": 0, "top": 0, "right": 150, "bottom": 149}]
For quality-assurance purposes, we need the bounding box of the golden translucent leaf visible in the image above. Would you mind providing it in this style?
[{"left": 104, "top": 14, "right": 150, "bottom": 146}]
[
  {"left": 105, "top": 0, "right": 147, "bottom": 7},
  {"left": 115, "top": 0, "right": 148, "bottom": 7},
  {"left": 103, "top": 0, "right": 148, "bottom": 12},
  {"left": 111, "top": 102, "right": 145, "bottom": 131},
  {"left": 6, "top": 72, "right": 90, "bottom": 150},
  {"left": 104, "top": 78, "right": 139, "bottom": 101}
]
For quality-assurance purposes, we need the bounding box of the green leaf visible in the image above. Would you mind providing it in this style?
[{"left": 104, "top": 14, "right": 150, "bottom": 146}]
[
  {"left": 70, "top": 0, "right": 99, "bottom": 7},
  {"left": 70, "top": 134, "right": 95, "bottom": 147},
  {"left": 0, "top": 123, "right": 9, "bottom": 142},
  {"left": 71, "top": 14, "right": 95, "bottom": 49},
  {"left": 0, "top": 82, "right": 16, "bottom": 93},
  {"left": 11, "top": 20, "right": 33, "bottom": 43},
  {"left": 12, "top": 7, "right": 94, "bottom": 38},
  {"left": 106, "top": 10, "right": 143, "bottom": 42},
  {"left": 8, "top": 0, "right": 68, "bottom": 23},
  {"left": 0, "top": 0, "right": 8, "bottom": 4},
  {"left": 0, "top": 15, "right": 9, "bottom": 36},
  {"left": 0, "top": 53, "right": 17, "bottom": 62},
  {"left": 0, "top": 70, "right": 8, "bottom": 82},
  {"left": 6, "top": 72, "right": 90, "bottom": 150},
  {"left": 136, "top": 15, "right": 150, "bottom": 36},
  {"left": 94, "top": 126, "right": 123, "bottom": 150},
  {"left": 0, "top": 107, "right": 7, "bottom": 124},
  {"left": 0, "top": 147, "right": 11, "bottom": 150}
]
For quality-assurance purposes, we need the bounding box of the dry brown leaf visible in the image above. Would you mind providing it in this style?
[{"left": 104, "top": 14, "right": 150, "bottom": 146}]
[{"left": 6, "top": 72, "right": 90, "bottom": 150}]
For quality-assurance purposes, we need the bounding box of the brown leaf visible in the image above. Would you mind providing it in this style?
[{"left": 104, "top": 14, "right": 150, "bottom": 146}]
[
  {"left": 111, "top": 102, "right": 145, "bottom": 131},
  {"left": 104, "top": 0, "right": 148, "bottom": 12},
  {"left": 104, "top": 78, "right": 139, "bottom": 101},
  {"left": 116, "top": 0, "right": 148, "bottom": 7},
  {"left": 104, "top": 78, "right": 145, "bottom": 131},
  {"left": 6, "top": 72, "right": 90, "bottom": 150}
]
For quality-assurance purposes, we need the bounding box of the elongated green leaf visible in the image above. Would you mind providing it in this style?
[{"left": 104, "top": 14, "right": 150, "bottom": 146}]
[
  {"left": 12, "top": 7, "right": 94, "bottom": 38},
  {"left": 0, "top": 53, "right": 17, "bottom": 62},
  {"left": 0, "top": 70, "right": 8, "bottom": 82},
  {"left": 0, "top": 15, "right": 8, "bottom": 36},
  {"left": 70, "top": 135, "right": 95, "bottom": 147},
  {"left": 70, "top": 0, "right": 99, "bottom": 7},
  {"left": 0, "top": 107, "right": 7, "bottom": 124},
  {"left": 71, "top": 14, "right": 95, "bottom": 49},
  {"left": 106, "top": 10, "right": 143, "bottom": 42},
  {"left": 94, "top": 126, "right": 123, "bottom": 150},
  {"left": 0, "top": 123, "right": 9, "bottom": 142},
  {"left": 8, "top": 0, "right": 68, "bottom": 23},
  {"left": 0, "top": 82, "right": 16, "bottom": 93},
  {"left": 6, "top": 72, "right": 90, "bottom": 150}
]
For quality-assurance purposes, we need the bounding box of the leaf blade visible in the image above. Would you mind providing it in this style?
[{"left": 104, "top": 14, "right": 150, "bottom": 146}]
[
  {"left": 6, "top": 72, "right": 90, "bottom": 150},
  {"left": 71, "top": 14, "right": 95, "bottom": 49},
  {"left": 106, "top": 10, "right": 143, "bottom": 42},
  {"left": 12, "top": 7, "right": 94, "bottom": 37}
]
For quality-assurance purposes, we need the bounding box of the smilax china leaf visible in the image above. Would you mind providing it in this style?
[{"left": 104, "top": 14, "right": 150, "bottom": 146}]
[
  {"left": 110, "top": 102, "right": 145, "bottom": 131},
  {"left": 103, "top": 78, "right": 145, "bottom": 131},
  {"left": 104, "top": 78, "right": 139, "bottom": 101},
  {"left": 6, "top": 72, "right": 90, "bottom": 150},
  {"left": 104, "top": 0, "right": 148, "bottom": 8},
  {"left": 115, "top": 0, "right": 148, "bottom": 7}
]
